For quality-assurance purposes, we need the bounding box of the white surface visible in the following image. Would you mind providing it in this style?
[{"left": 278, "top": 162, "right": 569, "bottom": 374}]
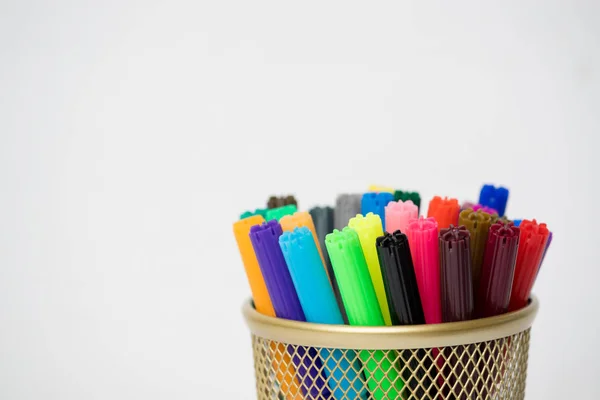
[{"left": 1, "top": 1, "right": 598, "bottom": 399}]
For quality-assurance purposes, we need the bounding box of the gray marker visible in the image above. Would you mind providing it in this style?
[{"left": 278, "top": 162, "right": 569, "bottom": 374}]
[{"left": 334, "top": 194, "right": 362, "bottom": 230}]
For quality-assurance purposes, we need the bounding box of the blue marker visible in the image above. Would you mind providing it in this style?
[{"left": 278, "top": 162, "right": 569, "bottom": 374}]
[
  {"left": 279, "top": 227, "right": 367, "bottom": 400},
  {"left": 513, "top": 219, "right": 522, "bottom": 227},
  {"left": 361, "top": 192, "right": 394, "bottom": 230},
  {"left": 479, "top": 184, "right": 509, "bottom": 217}
]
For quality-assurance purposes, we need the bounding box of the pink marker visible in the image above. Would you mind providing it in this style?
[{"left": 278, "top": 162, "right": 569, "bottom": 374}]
[
  {"left": 385, "top": 200, "right": 418, "bottom": 234},
  {"left": 461, "top": 201, "right": 476, "bottom": 211},
  {"left": 405, "top": 216, "right": 441, "bottom": 324},
  {"left": 472, "top": 204, "right": 498, "bottom": 215}
]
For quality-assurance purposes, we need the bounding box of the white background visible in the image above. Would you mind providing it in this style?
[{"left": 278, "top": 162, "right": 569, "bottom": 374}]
[{"left": 1, "top": 1, "right": 598, "bottom": 399}]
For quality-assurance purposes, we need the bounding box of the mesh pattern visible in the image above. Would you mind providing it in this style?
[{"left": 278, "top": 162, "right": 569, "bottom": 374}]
[{"left": 251, "top": 329, "right": 530, "bottom": 399}]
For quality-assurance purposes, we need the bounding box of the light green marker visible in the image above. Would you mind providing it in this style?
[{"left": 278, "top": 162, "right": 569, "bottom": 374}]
[
  {"left": 348, "top": 213, "right": 392, "bottom": 326},
  {"left": 325, "top": 227, "right": 405, "bottom": 399}
]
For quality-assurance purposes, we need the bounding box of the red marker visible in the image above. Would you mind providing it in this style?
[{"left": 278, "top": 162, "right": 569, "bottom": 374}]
[{"left": 509, "top": 219, "right": 549, "bottom": 311}]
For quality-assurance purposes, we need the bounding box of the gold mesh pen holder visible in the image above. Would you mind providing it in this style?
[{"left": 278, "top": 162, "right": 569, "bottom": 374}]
[{"left": 243, "top": 296, "right": 539, "bottom": 400}]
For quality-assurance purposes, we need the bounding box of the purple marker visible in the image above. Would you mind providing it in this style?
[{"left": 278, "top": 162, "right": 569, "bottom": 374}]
[
  {"left": 249, "top": 220, "right": 330, "bottom": 399},
  {"left": 536, "top": 231, "right": 553, "bottom": 279}
]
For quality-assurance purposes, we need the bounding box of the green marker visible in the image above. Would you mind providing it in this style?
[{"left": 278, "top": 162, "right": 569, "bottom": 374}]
[
  {"left": 239, "top": 208, "right": 268, "bottom": 220},
  {"left": 265, "top": 204, "right": 297, "bottom": 222},
  {"left": 394, "top": 190, "right": 421, "bottom": 213},
  {"left": 326, "top": 228, "right": 405, "bottom": 399}
]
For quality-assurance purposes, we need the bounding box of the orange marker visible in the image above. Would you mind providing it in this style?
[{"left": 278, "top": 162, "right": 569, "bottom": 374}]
[
  {"left": 233, "top": 215, "right": 302, "bottom": 400},
  {"left": 233, "top": 215, "right": 275, "bottom": 316},
  {"left": 427, "top": 196, "right": 460, "bottom": 231},
  {"left": 280, "top": 211, "right": 326, "bottom": 267}
]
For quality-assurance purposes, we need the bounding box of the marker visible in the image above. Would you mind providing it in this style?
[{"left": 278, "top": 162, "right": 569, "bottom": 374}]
[
  {"left": 427, "top": 196, "right": 460, "bottom": 231},
  {"left": 326, "top": 228, "right": 404, "bottom": 400},
  {"left": 234, "top": 216, "right": 301, "bottom": 399},
  {"left": 376, "top": 231, "right": 431, "bottom": 399},
  {"left": 394, "top": 190, "right": 421, "bottom": 213},
  {"left": 280, "top": 211, "right": 348, "bottom": 325},
  {"left": 310, "top": 206, "right": 349, "bottom": 324},
  {"left": 376, "top": 231, "right": 425, "bottom": 325},
  {"left": 265, "top": 204, "right": 297, "bottom": 222},
  {"left": 361, "top": 192, "right": 394, "bottom": 231},
  {"left": 405, "top": 217, "right": 442, "bottom": 324},
  {"left": 461, "top": 201, "right": 476, "bottom": 211},
  {"left": 250, "top": 221, "right": 331, "bottom": 399},
  {"left": 334, "top": 194, "right": 361, "bottom": 230},
  {"left": 267, "top": 195, "right": 297, "bottom": 209},
  {"left": 459, "top": 209, "right": 494, "bottom": 293},
  {"left": 405, "top": 217, "right": 444, "bottom": 391},
  {"left": 539, "top": 231, "right": 553, "bottom": 271},
  {"left": 385, "top": 200, "right": 418, "bottom": 234},
  {"left": 509, "top": 219, "right": 549, "bottom": 311},
  {"left": 472, "top": 204, "right": 498, "bottom": 216},
  {"left": 280, "top": 211, "right": 325, "bottom": 266},
  {"left": 478, "top": 184, "right": 509, "bottom": 217},
  {"left": 439, "top": 225, "right": 474, "bottom": 322},
  {"left": 477, "top": 222, "right": 520, "bottom": 317},
  {"left": 280, "top": 227, "right": 366, "bottom": 400},
  {"left": 240, "top": 208, "right": 268, "bottom": 220},
  {"left": 368, "top": 184, "right": 395, "bottom": 193},
  {"left": 308, "top": 206, "right": 334, "bottom": 243},
  {"left": 249, "top": 220, "right": 304, "bottom": 318},
  {"left": 348, "top": 213, "right": 392, "bottom": 326},
  {"left": 439, "top": 225, "right": 475, "bottom": 398}
]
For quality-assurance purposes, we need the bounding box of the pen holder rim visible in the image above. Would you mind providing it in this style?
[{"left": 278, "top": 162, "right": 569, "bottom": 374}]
[{"left": 242, "top": 296, "right": 538, "bottom": 349}]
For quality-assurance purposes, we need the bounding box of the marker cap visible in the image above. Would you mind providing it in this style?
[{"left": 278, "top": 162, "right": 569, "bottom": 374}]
[
  {"left": 385, "top": 200, "right": 418, "bottom": 234},
  {"left": 509, "top": 219, "right": 549, "bottom": 311},
  {"left": 233, "top": 215, "right": 274, "bottom": 316},
  {"left": 439, "top": 225, "right": 474, "bottom": 322},
  {"left": 267, "top": 195, "right": 298, "bottom": 209},
  {"left": 325, "top": 227, "right": 384, "bottom": 326},
  {"left": 477, "top": 222, "right": 520, "bottom": 317},
  {"left": 427, "top": 196, "right": 460, "bottom": 231},
  {"left": 361, "top": 192, "right": 394, "bottom": 231},
  {"left": 348, "top": 213, "right": 392, "bottom": 326},
  {"left": 478, "top": 185, "right": 509, "bottom": 217},
  {"left": 376, "top": 231, "right": 425, "bottom": 325},
  {"left": 334, "top": 194, "right": 362, "bottom": 230},
  {"left": 459, "top": 208, "right": 494, "bottom": 292},
  {"left": 394, "top": 190, "right": 421, "bottom": 212},
  {"left": 405, "top": 217, "right": 442, "bottom": 324},
  {"left": 265, "top": 204, "right": 298, "bottom": 222}
]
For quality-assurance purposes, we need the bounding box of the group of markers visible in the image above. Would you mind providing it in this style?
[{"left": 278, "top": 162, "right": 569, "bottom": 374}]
[{"left": 234, "top": 185, "right": 552, "bottom": 400}]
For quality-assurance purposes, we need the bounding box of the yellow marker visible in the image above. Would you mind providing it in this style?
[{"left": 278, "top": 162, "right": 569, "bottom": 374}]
[
  {"left": 348, "top": 213, "right": 392, "bottom": 326},
  {"left": 233, "top": 215, "right": 302, "bottom": 400},
  {"left": 280, "top": 211, "right": 325, "bottom": 266},
  {"left": 368, "top": 185, "right": 395, "bottom": 194}
]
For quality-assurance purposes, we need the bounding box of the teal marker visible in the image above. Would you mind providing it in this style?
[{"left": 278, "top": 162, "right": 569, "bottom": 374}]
[
  {"left": 279, "top": 227, "right": 367, "bottom": 400},
  {"left": 239, "top": 208, "right": 268, "bottom": 220},
  {"left": 265, "top": 204, "right": 297, "bottom": 221}
]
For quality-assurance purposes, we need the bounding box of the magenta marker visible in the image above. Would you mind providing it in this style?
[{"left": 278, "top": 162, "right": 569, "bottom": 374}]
[{"left": 405, "top": 216, "right": 441, "bottom": 324}]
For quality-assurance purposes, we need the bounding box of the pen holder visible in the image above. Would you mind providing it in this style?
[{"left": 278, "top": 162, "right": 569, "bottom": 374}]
[{"left": 242, "top": 296, "right": 539, "bottom": 400}]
